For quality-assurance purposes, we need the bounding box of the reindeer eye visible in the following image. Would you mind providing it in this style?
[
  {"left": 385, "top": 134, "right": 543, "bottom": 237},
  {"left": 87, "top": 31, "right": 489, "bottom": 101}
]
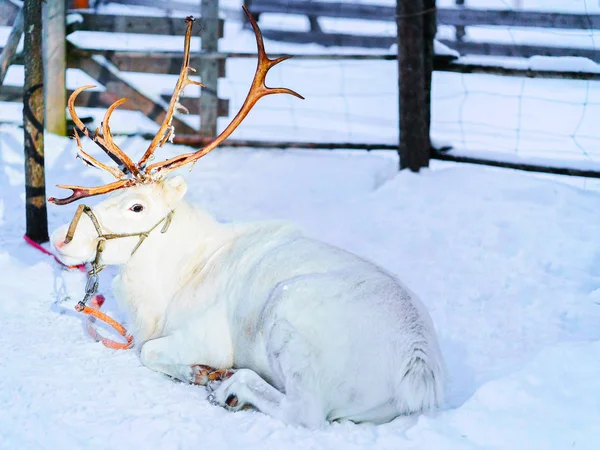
[{"left": 130, "top": 204, "right": 144, "bottom": 213}]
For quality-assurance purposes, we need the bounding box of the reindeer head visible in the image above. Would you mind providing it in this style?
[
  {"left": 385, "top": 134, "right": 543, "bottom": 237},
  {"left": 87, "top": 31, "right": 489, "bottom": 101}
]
[{"left": 50, "top": 7, "right": 302, "bottom": 267}]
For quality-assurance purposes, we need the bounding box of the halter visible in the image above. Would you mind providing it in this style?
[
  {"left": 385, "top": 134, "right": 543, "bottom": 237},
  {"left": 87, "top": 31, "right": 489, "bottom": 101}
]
[{"left": 63, "top": 204, "right": 175, "bottom": 349}]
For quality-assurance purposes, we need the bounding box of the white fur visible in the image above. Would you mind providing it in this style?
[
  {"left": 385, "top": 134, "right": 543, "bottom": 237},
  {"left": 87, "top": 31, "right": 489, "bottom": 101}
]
[{"left": 51, "top": 175, "right": 445, "bottom": 428}]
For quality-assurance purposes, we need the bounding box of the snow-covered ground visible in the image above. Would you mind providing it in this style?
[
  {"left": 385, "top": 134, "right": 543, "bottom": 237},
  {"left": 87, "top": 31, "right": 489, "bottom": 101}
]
[{"left": 1, "top": 125, "right": 600, "bottom": 449}]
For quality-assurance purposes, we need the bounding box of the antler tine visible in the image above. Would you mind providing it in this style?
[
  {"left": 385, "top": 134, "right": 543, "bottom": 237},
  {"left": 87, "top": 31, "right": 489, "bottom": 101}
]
[
  {"left": 48, "top": 179, "right": 136, "bottom": 206},
  {"left": 73, "top": 129, "right": 125, "bottom": 179},
  {"left": 68, "top": 86, "right": 139, "bottom": 177},
  {"left": 145, "top": 6, "right": 304, "bottom": 176},
  {"left": 138, "top": 16, "right": 205, "bottom": 169},
  {"left": 100, "top": 97, "right": 141, "bottom": 177}
]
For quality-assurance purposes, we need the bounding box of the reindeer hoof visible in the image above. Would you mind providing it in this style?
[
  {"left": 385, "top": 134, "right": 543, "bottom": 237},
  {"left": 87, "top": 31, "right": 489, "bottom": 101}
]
[{"left": 210, "top": 373, "right": 253, "bottom": 412}]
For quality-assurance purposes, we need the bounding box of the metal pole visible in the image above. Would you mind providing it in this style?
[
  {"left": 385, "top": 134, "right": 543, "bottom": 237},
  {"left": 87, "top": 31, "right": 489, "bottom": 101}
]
[{"left": 23, "top": 0, "right": 49, "bottom": 243}]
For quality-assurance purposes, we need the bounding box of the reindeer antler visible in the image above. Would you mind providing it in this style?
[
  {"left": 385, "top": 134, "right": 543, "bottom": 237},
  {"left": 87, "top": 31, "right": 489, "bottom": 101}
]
[
  {"left": 67, "top": 86, "right": 140, "bottom": 177},
  {"left": 48, "top": 180, "right": 136, "bottom": 206},
  {"left": 49, "top": 7, "right": 302, "bottom": 206},
  {"left": 138, "top": 16, "right": 205, "bottom": 169},
  {"left": 145, "top": 6, "right": 304, "bottom": 176}
]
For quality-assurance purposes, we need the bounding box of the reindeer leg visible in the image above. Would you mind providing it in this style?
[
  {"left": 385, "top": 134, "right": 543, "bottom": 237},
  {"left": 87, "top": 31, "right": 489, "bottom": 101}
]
[
  {"left": 140, "top": 335, "right": 232, "bottom": 384},
  {"left": 208, "top": 368, "right": 326, "bottom": 428},
  {"left": 208, "top": 368, "right": 284, "bottom": 414}
]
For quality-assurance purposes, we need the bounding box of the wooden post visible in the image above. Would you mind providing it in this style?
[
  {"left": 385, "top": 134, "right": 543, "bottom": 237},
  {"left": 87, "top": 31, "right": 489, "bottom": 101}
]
[
  {"left": 43, "top": 0, "right": 67, "bottom": 136},
  {"left": 199, "top": 0, "right": 220, "bottom": 137},
  {"left": 397, "top": 0, "right": 430, "bottom": 171},
  {"left": 455, "top": 0, "right": 465, "bottom": 41},
  {"left": 23, "top": 0, "right": 49, "bottom": 243},
  {"left": 0, "top": 5, "right": 24, "bottom": 86},
  {"left": 423, "top": 0, "right": 436, "bottom": 151}
]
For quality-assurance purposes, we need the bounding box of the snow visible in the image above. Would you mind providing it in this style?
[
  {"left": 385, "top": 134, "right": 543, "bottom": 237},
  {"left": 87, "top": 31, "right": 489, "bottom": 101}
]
[
  {"left": 66, "top": 13, "right": 85, "bottom": 26},
  {"left": 1, "top": 124, "right": 600, "bottom": 448},
  {"left": 434, "top": 40, "right": 461, "bottom": 59},
  {"left": 1, "top": 1, "right": 600, "bottom": 446},
  {"left": 528, "top": 55, "right": 600, "bottom": 72}
]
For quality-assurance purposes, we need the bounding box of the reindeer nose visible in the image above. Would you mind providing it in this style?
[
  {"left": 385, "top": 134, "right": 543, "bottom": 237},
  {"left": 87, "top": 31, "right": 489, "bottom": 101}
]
[{"left": 51, "top": 227, "right": 70, "bottom": 251}]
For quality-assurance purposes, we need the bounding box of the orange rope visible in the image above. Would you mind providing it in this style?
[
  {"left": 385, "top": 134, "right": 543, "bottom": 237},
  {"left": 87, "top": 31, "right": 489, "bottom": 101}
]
[
  {"left": 24, "top": 234, "right": 133, "bottom": 350},
  {"left": 76, "top": 297, "right": 133, "bottom": 350}
]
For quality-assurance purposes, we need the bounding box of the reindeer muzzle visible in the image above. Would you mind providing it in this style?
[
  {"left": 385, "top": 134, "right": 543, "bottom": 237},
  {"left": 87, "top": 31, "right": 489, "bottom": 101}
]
[{"left": 63, "top": 204, "right": 175, "bottom": 273}]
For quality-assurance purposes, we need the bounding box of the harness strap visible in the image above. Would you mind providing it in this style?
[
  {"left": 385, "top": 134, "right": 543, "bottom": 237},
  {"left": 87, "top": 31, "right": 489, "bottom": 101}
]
[
  {"left": 24, "top": 235, "right": 127, "bottom": 347},
  {"left": 60, "top": 206, "right": 176, "bottom": 350},
  {"left": 76, "top": 296, "right": 133, "bottom": 350}
]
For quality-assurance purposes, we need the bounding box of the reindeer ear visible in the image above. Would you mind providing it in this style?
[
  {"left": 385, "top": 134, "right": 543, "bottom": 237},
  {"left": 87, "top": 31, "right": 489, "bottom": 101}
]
[{"left": 162, "top": 175, "right": 188, "bottom": 208}]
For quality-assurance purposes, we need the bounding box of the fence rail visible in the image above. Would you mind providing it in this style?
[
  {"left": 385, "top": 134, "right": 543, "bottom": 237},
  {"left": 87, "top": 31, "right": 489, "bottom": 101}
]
[
  {"left": 245, "top": 0, "right": 600, "bottom": 61},
  {"left": 247, "top": 0, "right": 600, "bottom": 30},
  {"left": 68, "top": 11, "right": 225, "bottom": 37}
]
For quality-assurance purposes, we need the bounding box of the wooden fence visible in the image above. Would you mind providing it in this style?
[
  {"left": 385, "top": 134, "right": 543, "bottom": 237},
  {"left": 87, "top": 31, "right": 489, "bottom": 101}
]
[
  {"left": 244, "top": 0, "right": 600, "bottom": 62},
  {"left": 0, "top": 0, "right": 230, "bottom": 137},
  {"left": 2, "top": 0, "right": 599, "bottom": 178}
]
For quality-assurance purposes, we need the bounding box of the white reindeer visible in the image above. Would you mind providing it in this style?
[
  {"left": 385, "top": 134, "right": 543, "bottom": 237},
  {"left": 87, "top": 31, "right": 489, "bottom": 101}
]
[{"left": 49, "top": 10, "right": 444, "bottom": 428}]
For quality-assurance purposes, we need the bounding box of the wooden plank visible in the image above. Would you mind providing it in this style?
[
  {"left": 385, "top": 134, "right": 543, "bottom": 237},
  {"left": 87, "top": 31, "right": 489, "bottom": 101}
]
[
  {"left": 100, "top": 0, "right": 242, "bottom": 22},
  {"left": 98, "top": 0, "right": 203, "bottom": 13},
  {"left": 0, "top": 5, "right": 23, "bottom": 86},
  {"left": 162, "top": 135, "right": 401, "bottom": 151},
  {"left": 79, "top": 49, "right": 450, "bottom": 64},
  {"left": 75, "top": 55, "right": 196, "bottom": 134},
  {"left": 84, "top": 38, "right": 600, "bottom": 63},
  {"left": 72, "top": 48, "right": 400, "bottom": 61},
  {"left": 245, "top": 0, "right": 394, "bottom": 22},
  {"left": 437, "top": 8, "right": 600, "bottom": 30},
  {"left": 43, "top": 0, "right": 67, "bottom": 136},
  {"left": 199, "top": 0, "right": 220, "bottom": 137},
  {"left": 141, "top": 134, "right": 600, "bottom": 178},
  {"left": 0, "top": 85, "right": 228, "bottom": 117},
  {"left": 431, "top": 150, "right": 600, "bottom": 179},
  {"left": 69, "top": 11, "right": 224, "bottom": 37},
  {"left": 439, "top": 39, "right": 600, "bottom": 62},
  {"left": 246, "top": 0, "right": 600, "bottom": 30},
  {"left": 78, "top": 50, "right": 227, "bottom": 78},
  {"left": 260, "top": 29, "right": 396, "bottom": 49},
  {"left": 5, "top": 47, "right": 600, "bottom": 81},
  {"left": 0, "top": 0, "right": 20, "bottom": 26},
  {"left": 434, "top": 60, "right": 600, "bottom": 81}
]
